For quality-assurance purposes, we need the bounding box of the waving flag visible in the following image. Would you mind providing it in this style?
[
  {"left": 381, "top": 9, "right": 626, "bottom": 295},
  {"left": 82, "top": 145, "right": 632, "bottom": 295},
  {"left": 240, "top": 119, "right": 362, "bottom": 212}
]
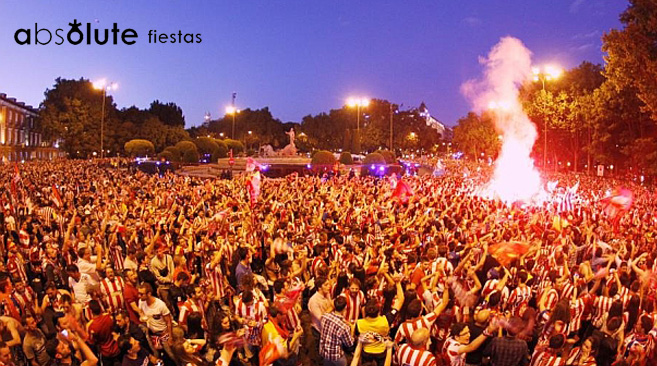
[
  {"left": 247, "top": 171, "right": 262, "bottom": 206},
  {"left": 488, "top": 241, "right": 531, "bottom": 267},
  {"left": 392, "top": 179, "right": 413, "bottom": 203},
  {"left": 246, "top": 157, "right": 256, "bottom": 173},
  {"left": 600, "top": 188, "right": 633, "bottom": 219},
  {"left": 51, "top": 184, "right": 63, "bottom": 208}
]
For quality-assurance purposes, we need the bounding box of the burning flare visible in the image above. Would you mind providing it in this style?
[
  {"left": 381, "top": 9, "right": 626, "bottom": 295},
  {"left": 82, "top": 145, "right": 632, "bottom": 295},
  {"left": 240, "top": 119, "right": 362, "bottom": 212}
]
[{"left": 462, "top": 37, "right": 543, "bottom": 202}]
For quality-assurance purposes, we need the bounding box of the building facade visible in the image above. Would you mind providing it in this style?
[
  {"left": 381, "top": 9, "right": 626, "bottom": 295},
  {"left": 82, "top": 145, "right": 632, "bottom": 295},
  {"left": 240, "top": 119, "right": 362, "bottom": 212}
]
[{"left": 0, "top": 93, "right": 60, "bottom": 162}]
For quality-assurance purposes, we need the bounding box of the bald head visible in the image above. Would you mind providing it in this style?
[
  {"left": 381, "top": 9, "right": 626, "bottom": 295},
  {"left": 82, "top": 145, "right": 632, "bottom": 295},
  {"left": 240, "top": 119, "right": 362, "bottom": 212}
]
[{"left": 410, "top": 328, "right": 430, "bottom": 347}]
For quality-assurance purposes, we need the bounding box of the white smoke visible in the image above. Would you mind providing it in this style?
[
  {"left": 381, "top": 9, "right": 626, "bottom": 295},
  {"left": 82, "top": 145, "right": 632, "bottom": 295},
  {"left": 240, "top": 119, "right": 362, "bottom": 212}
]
[{"left": 461, "top": 37, "right": 543, "bottom": 202}]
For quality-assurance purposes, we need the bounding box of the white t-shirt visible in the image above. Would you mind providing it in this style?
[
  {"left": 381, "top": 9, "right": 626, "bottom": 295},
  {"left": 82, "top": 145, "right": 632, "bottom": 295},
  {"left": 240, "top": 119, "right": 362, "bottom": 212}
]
[
  {"left": 138, "top": 298, "right": 171, "bottom": 333},
  {"left": 76, "top": 258, "right": 99, "bottom": 284},
  {"left": 69, "top": 273, "right": 93, "bottom": 304}
]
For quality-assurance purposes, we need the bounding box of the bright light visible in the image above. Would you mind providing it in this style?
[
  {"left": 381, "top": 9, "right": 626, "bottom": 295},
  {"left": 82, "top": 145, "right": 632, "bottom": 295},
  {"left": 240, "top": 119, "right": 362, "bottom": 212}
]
[
  {"left": 93, "top": 79, "right": 118, "bottom": 91},
  {"left": 219, "top": 133, "right": 224, "bottom": 137},
  {"left": 532, "top": 67, "right": 540, "bottom": 76},
  {"left": 93, "top": 79, "right": 107, "bottom": 90},
  {"left": 610, "top": 165, "right": 614, "bottom": 170},
  {"left": 544, "top": 65, "right": 563, "bottom": 79},
  {"left": 346, "top": 97, "right": 370, "bottom": 108},
  {"left": 225, "top": 106, "right": 236, "bottom": 115},
  {"left": 248, "top": 131, "right": 252, "bottom": 135}
]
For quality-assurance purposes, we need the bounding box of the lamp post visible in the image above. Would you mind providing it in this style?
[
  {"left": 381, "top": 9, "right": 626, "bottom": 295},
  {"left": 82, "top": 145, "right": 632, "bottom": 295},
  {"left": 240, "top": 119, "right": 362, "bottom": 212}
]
[
  {"left": 346, "top": 97, "right": 370, "bottom": 153},
  {"left": 532, "top": 65, "right": 562, "bottom": 171},
  {"left": 93, "top": 79, "right": 118, "bottom": 159},
  {"left": 225, "top": 106, "right": 239, "bottom": 139}
]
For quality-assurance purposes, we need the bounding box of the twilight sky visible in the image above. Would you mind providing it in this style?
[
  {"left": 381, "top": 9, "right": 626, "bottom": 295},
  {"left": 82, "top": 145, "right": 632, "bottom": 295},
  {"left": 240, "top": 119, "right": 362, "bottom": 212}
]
[{"left": 0, "top": 1, "right": 628, "bottom": 127}]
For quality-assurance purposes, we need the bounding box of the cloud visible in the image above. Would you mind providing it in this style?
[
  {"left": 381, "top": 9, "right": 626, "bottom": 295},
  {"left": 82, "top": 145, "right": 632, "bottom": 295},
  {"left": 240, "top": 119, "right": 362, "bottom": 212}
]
[
  {"left": 569, "top": 0, "right": 586, "bottom": 13},
  {"left": 462, "top": 17, "right": 482, "bottom": 27},
  {"left": 571, "top": 30, "right": 599, "bottom": 40},
  {"left": 570, "top": 43, "right": 595, "bottom": 52}
]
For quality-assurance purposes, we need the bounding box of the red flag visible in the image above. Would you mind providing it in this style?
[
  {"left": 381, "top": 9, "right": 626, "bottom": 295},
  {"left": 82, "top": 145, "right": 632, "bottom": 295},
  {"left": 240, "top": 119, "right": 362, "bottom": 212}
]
[
  {"left": 51, "top": 184, "right": 63, "bottom": 208},
  {"left": 247, "top": 171, "right": 261, "bottom": 206},
  {"left": 392, "top": 179, "right": 413, "bottom": 203},
  {"left": 488, "top": 241, "right": 531, "bottom": 267}
]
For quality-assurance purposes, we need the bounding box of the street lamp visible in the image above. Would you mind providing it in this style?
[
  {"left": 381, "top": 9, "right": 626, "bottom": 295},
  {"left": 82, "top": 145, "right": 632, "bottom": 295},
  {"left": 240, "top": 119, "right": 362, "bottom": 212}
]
[
  {"left": 532, "top": 65, "right": 562, "bottom": 170},
  {"left": 346, "top": 97, "right": 370, "bottom": 153},
  {"left": 93, "top": 79, "right": 118, "bottom": 159},
  {"left": 225, "top": 106, "right": 239, "bottom": 139}
]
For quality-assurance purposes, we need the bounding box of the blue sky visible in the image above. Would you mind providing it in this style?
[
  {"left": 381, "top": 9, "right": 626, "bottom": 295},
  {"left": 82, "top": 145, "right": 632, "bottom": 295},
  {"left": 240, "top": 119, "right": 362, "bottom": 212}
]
[{"left": 0, "top": 0, "right": 628, "bottom": 127}]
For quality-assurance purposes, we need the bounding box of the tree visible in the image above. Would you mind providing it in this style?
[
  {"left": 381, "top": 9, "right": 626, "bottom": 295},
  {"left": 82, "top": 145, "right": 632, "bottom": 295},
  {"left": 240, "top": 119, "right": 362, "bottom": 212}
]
[
  {"left": 149, "top": 100, "right": 186, "bottom": 127},
  {"left": 603, "top": 0, "right": 657, "bottom": 121},
  {"left": 193, "top": 137, "right": 219, "bottom": 156},
  {"left": 339, "top": 152, "right": 353, "bottom": 165},
  {"left": 182, "top": 149, "right": 200, "bottom": 163},
  {"left": 224, "top": 139, "right": 244, "bottom": 154},
  {"left": 38, "top": 78, "right": 117, "bottom": 157},
  {"left": 124, "top": 139, "right": 155, "bottom": 157},
  {"left": 163, "top": 146, "right": 182, "bottom": 162},
  {"left": 311, "top": 150, "right": 336, "bottom": 166},
  {"left": 363, "top": 152, "right": 386, "bottom": 165},
  {"left": 452, "top": 112, "right": 500, "bottom": 159},
  {"left": 175, "top": 141, "right": 197, "bottom": 155}
]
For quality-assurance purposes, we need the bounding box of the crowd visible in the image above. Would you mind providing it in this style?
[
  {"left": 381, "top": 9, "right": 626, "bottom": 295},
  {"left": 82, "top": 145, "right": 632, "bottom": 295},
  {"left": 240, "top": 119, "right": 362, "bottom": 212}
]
[{"left": 0, "top": 158, "right": 655, "bottom": 366}]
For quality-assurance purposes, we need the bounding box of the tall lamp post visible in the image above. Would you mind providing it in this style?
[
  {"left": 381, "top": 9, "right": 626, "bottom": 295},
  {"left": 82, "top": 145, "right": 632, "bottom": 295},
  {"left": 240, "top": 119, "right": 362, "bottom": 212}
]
[
  {"left": 532, "top": 65, "right": 562, "bottom": 170},
  {"left": 225, "top": 106, "right": 239, "bottom": 139},
  {"left": 346, "top": 97, "right": 370, "bottom": 153},
  {"left": 93, "top": 79, "right": 118, "bottom": 159}
]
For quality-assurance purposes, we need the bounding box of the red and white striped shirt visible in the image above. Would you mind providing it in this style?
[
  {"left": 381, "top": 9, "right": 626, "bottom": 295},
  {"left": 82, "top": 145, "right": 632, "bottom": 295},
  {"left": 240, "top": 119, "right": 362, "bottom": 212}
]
[
  {"left": 592, "top": 295, "right": 614, "bottom": 327},
  {"left": 394, "top": 312, "right": 438, "bottom": 344},
  {"left": 274, "top": 294, "right": 301, "bottom": 331},
  {"left": 109, "top": 244, "right": 125, "bottom": 272},
  {"left": 507, "top": 285, "right": 532, "bottom": 315},
  {"left": 396, "top": 344, "right": 437, "bottom": 366},
  {"left": 12, "top": 287, "right": 37, "bottom": 316},
  {"left": 443, "top": 338, "right": 465, "bottom": 366},
  {"left": 569, "top": 298, "right": 586, "bottom": 334},
  {"left": 235, "top": 298, "right": 267, "bottom": 346},
  {"left": 204, "top": 263, "right": 227, "bottom": 299},
  {"left": 311, "top": 257, "right": 326, "bottom": 278},
  {"left": 100, "top": 277, "right": 125, "bottom": 313},
  {"left": 530, "top": 350, "right": 564, "bottom": 366},
  {"left": 179, "top": 298, "right": 207, "bottom": 329},
  {"left": 340, "top": 290, "right": 365, "bottom": 324},
  {"left": 542, "top": 288, "right": 559, "bottom": 311},
  {"left": 6, "top": 254, "right": 28, "bottom": 283}
]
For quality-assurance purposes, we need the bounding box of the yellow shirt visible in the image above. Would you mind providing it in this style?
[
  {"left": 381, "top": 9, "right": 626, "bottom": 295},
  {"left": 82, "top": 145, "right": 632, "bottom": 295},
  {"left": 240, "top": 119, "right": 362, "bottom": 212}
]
[{"left": 356, "top": 316, "right": 389, "bottom": 354}]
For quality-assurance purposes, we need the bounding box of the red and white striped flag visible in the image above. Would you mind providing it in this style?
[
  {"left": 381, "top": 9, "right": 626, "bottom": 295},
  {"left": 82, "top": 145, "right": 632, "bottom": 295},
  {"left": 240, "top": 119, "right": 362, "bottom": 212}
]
[{"left": 51, "top": 184, "right": 63, "bottom": 208}]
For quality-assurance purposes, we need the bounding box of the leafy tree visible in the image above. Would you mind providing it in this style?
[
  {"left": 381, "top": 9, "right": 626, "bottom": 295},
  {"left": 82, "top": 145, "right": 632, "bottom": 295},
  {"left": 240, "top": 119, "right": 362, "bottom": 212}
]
[
  {"left": 194, "top": 137, "right": 219, "bottom": 156},
  {"left": 38, "top": 78, "right": 117, "bottom": 157},
  {"left": 124, "top": 139, "right": 155, "bottom": 157},
  {"left": 163, "top": 146, "right": 182, "bottom": 162},
  {"left": 224, "top": 139, "right": 244, "bottom": 154},
  {"left": 339, "top": 152, "right": 353, "bottom": 165},
  {"left": 212, "top": 140, "right": 229, "bottom": 160},
  {"left": 175, "top": 141, "right": 197, "bottom": 154},
  {"left": 182, "top": 149, "right": 200, "bottom": 163},
  {"left": 363, "top": 152, "right": 386, "bottom": 165},
  {"left": 452, "top": 112, "right": 500, "bottom": 159},
  {"left": 158, "top": 150, "right": 174, "bottom": 162},
  {"left": 149, "top": 100, "right": 186, "bottom": 127},
  {"left": 311, "top": 150, "right": 336, "bottom": 166},
  {"left": 603, "top": 0, "right": 657, "bottom": 121},
  {"left": 376, "top": 150, "right": 396, "bottom": 164}
]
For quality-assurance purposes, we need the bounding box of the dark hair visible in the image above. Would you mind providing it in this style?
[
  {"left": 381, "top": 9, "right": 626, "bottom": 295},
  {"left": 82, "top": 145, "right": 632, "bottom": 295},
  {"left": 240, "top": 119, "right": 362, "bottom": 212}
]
[
  {"left": 450, "top": 323, "right": 468, "bottom": 338},
  {"left": 187, "top": 312, "right": 204, "bottom": 339},
  {"left": 364, "top": 299, "right": 380, "bottom": 318},
  {"left": 407, "top": 299, "right": 423, "bottom": 319},
  {"left": 334, "top": 296, "right": 347, "bottom": 312},
  {"left": 273, "top": 279, "right": 286, "bottom": 295},
  {"left": 315, "top": 277, "right": 328, "bottom": 291},
  {"left": 66, "top": 264, "right": 79, "bottom": 273},
  {"left": 175, "top": 272, "right": 190, "bottom": 283},
  {"left": 45, "top": 338, "right": 60, "bottom": 358},
  {"left": 548, "top": 334, "right": 565, "bottom": 349},
  {"left": 606, "top": 317, "right": 622, "bottom": 332},
  {"left": 242, "top": 291, "right": 254, "bottom": 304},
  {"left": 88, "top": 300, "right": 102, "bottom": 316},
  {"left": 238, "top": 247, "right": 249, "bottom": 261},
  {"left": 118, "top": 335, "right": 133, "bottom": 354}
]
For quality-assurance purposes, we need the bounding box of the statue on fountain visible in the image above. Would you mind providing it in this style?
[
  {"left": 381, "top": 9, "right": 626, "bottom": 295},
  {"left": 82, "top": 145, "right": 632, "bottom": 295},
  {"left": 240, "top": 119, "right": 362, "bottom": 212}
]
[{"left": 279, "top": 127, "right": 298, "bottom": 156}]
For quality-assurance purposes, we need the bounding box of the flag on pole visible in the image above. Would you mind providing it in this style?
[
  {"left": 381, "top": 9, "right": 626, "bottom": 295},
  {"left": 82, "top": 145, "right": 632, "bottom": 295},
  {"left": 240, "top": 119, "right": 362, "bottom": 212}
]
[
  {"left": 51, "top": 184, "right": 63, "bottom": 208},
  {"left": 247, "top": 171, "right": 262, "bottom": 206}
]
